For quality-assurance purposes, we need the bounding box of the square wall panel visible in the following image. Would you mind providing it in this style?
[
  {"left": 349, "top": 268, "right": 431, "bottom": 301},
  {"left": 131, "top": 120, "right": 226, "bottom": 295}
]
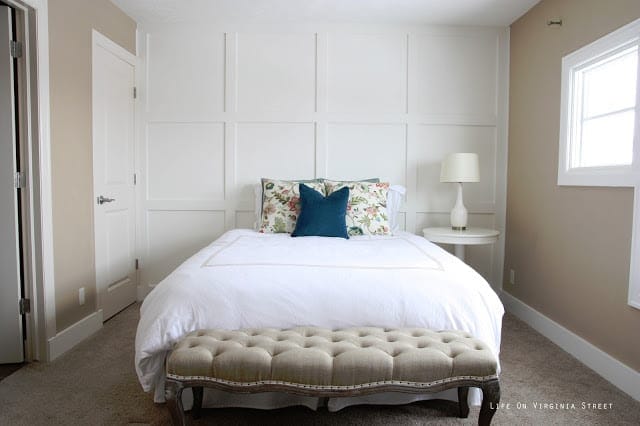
[
  {"left": 144, "top": 210, "right": 225, "bottom": 286},
  {"left": 147, "top": 123, "right": 225, "bottom": 201},
  {"left": 235, "top": 123, "right": 316, "bottom": 200},
  {"left": 237, "top": 33, "right": 316, "bottom": 113},
  {"left": 326, "top": 124, "right": 406, "bottom": 185},
  {"left": 410, "top": 34, "right": 497, "bottom": 116},
  {"left": 327, "top": 34, "right": 407, "bottom": 113},
  {"left": 412, "top": 125, "right": 496, "bottom": 212},
  {"left": 148, "top": 31, "right": 225, "bottom": 121}
]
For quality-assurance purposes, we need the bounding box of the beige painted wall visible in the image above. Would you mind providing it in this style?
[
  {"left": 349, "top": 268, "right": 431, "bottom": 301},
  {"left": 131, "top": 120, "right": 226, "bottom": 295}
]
[
  {"left": 49, "top": 0, "right": 136, "bottom": 331},
  {"left": 505, "top": 0, "right": 640, "bottom": 371}
]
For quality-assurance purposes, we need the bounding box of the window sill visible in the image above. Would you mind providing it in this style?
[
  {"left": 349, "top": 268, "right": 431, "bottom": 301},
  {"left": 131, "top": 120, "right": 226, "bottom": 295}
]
[{"left": 557, "top": 169, "right": 638, "bottom": 187}]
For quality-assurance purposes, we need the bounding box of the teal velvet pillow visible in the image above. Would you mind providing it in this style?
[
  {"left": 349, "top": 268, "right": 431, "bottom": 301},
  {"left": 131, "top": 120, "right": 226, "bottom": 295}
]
[{"left": 292, "top": 184, "right": 349, "bottom": 239}]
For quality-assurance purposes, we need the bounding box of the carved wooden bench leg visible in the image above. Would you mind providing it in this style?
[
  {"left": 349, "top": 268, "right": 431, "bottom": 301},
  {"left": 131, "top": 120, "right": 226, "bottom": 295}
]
[
  {"left": 478, "top": 379, "right": 500, "bottom": 426},
  {"left": 192, "top": 386, "right": 203, "bottom": 419},
  {"left": 458, "top": 387, "right": 470, "bottom": 418},
  {"left": 166, "top": 380, "right": 186, "bottom": 426}
]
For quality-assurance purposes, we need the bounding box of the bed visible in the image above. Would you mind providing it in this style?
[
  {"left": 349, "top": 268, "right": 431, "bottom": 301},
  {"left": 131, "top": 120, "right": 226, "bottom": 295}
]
[{"left": 134, "top": 228, "right": 504, "bottom": 409}]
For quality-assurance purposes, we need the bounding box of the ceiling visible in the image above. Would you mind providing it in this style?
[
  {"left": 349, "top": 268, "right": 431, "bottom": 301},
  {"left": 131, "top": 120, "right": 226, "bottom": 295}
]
[{"left": 111, "top": 0, "right": 540, "bottom": 27}]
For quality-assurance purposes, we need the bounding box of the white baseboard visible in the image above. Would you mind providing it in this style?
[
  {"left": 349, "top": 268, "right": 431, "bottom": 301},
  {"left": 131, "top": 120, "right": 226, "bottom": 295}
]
[
  {"left": 47, "top": 309, "right": 103, "bottom": 361},
  {"left": 501, "top": 291, "right": 640, "bottom": 401}
]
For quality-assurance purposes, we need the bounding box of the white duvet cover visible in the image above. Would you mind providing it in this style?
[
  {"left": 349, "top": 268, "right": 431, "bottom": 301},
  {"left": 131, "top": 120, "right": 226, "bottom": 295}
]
[{"left": 135, "top": 229, "right": 504, "bottom": 407}]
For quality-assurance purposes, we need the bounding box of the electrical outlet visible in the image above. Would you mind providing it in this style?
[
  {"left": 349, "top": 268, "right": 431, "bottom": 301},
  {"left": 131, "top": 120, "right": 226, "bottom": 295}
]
[
  {"left": 79, "top": 287, "right": 85, "bottom": 306},
  {"left": 509, "top": 269, "right": 515, "bottom": 285}
]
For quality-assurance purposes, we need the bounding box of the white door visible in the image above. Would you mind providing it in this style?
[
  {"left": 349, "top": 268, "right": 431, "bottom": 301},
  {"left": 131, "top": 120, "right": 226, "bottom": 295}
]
[
  {"left": 0, "top": 5, "right": 24, "bottom": 363},
  {"left": 92, "top": 31, "right": 137, "bottom": 321}
]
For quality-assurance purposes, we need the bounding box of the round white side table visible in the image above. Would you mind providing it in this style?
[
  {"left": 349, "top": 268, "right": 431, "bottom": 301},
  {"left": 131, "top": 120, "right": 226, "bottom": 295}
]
[{"left": 422, "top": 227, "right": 500, "bottom": 261}]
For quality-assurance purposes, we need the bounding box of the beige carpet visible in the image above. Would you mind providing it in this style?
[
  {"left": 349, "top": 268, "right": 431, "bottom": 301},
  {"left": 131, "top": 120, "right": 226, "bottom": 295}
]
[{"left": 0, "top": 303, "right": 638, "bottom": 425}]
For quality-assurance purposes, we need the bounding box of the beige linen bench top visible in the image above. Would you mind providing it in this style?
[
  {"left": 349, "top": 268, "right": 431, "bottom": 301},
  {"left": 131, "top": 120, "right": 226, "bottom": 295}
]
[{"left": 165, "top": 327, "right": 501, "bottom": 425}]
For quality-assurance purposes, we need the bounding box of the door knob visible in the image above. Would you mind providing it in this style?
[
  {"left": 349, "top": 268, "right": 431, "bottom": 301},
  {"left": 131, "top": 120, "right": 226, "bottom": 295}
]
[{"left": 97, "top": 195, "right": 115, "bottom": 205}]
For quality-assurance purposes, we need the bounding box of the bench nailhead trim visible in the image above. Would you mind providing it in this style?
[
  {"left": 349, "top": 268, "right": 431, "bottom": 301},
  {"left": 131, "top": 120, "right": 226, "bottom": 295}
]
[{"left": 166, "top": 373, "right": 499, "bottom": 391}]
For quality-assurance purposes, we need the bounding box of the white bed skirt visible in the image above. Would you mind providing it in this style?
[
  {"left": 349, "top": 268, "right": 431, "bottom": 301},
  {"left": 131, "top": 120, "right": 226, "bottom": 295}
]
[{"left": 176, "top": 387, "right": 480, "bottom": 411}]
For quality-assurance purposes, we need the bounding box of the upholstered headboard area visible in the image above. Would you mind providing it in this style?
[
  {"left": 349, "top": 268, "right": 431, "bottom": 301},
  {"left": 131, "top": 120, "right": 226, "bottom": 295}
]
[{"left": 136, "top": 23, "right": 508, "bottom": 292}]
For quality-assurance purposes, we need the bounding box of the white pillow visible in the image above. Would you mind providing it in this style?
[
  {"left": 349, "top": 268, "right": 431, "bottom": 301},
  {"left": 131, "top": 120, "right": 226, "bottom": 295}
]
[
  {"left": 387, "top": 185, "right": 406, "bottom": 234},
  {"left": 253, "top": 183, "right": 263, "bottom": 230}
]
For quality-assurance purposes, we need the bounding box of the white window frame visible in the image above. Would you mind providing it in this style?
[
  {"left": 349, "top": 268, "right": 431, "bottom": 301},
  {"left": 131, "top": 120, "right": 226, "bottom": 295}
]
[
  {"left": 558, "top": 18, "right": 640, "bottom": 187},
  {"left": 632, "top": 187, "right": 640, "bottom": 309},
  {"left": 558, "top": 18, "right": 640, "bottom": 310}
]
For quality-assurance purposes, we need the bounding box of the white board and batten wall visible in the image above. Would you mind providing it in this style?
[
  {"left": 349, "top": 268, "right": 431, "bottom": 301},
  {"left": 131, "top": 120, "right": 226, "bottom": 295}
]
[{"left": 135, "top": 22, "right": 509, "bottom": 296}]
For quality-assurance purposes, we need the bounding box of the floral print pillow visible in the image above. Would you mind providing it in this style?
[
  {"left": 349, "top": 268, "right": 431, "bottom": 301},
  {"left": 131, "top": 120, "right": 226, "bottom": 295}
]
[
  {"left": 324, "top": 180, "right": 391, "bottom": 236},
  {"left": 259, "top": 178, "right": 325, "bottom": 234}
]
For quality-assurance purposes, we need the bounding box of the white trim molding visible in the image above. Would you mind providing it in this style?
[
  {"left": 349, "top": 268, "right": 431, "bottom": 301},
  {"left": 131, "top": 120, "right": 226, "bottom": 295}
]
[
  {"left": 30, "top": 0, "right": 56, "bottom": 363},
  {"left": 629, "top": 186, "right": 640, "bottom": 309},
  {"left": 92, "top": 29, "right": 137, "bottom": 65},
  {"left": 493, "top": 27, "right": 510, "bottom": 297},
  {"left": 47, "top": 310, "right": 103, "bottom": 361},
  {"left": 5, "top": 0, "right": 55, "bottom": 361},
  {"left": 501, "top": 291, "right": 640, "bottom": 402},
  {"left": 135, "top": 27, "right": 144, "bottom": 301}
]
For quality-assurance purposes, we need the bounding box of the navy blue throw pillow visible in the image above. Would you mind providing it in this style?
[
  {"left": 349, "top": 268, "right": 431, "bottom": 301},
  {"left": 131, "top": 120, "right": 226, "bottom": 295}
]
[{"left": 292, "top": 184, "right": 349, "bottom": 239}]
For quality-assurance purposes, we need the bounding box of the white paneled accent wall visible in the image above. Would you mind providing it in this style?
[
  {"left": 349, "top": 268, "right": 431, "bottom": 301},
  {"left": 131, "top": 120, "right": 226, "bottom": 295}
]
[{"left": 136, "top": 23, "right": 509, "bottom": 295}]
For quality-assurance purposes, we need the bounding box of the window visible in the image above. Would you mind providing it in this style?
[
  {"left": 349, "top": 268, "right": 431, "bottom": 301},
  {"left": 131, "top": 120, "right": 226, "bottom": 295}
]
[
  {"left": 573, "top": 45, "right": 637, "bottom": 168},
  {"left": 558, "top": 19, "right": 640, "bottom": 186},
  {"left": 559, "top": 19, "right": 640, "bottom": 310}
]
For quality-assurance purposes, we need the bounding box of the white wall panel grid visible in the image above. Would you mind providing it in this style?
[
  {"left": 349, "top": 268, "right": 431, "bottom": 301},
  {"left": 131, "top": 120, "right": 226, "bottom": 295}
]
[{"left": 136, "top": 25, "right": 509, "bottom": 292}]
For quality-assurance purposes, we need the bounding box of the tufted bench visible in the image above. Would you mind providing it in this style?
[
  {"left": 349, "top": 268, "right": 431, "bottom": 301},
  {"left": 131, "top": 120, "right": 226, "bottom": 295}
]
[{"left": 165, "top": 327, "right": 500, "bottom": 425}]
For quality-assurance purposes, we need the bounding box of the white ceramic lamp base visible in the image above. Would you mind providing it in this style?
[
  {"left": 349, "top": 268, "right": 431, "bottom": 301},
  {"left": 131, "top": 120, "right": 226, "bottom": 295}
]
[{"left": 450, "top": 182, "right": 468, "bottom": 230}]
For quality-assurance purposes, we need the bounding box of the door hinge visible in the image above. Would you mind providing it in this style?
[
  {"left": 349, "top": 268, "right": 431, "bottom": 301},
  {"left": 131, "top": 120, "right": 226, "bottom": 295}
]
[
  {"left": 133, "top": 86, "right": 137, "bottom": 99},
  {"left": 135, "top": 259, "right": 139, "bottom": 270},
  {"left": 19, "top": 298, "right": 30, "bottom": 315},
  {"left": 10, "top": 40, "right": 22, "bottom": 58},
  {"left": 14, "top": 172, "right": 25, "bottom": 189},
  {"left": 133, "top": 173, "right": 137, "bottom": 185}
]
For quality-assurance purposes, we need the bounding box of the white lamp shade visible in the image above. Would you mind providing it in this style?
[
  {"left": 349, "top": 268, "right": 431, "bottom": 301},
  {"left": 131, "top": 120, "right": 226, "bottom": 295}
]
[{"left": 440, "top": 153, "right": 480, "bottom": 183}]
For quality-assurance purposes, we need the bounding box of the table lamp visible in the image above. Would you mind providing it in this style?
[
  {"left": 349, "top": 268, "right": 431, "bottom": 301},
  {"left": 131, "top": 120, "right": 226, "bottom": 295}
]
[{"left": 440, "top": 153, "right": 479, "bottom": 230}]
